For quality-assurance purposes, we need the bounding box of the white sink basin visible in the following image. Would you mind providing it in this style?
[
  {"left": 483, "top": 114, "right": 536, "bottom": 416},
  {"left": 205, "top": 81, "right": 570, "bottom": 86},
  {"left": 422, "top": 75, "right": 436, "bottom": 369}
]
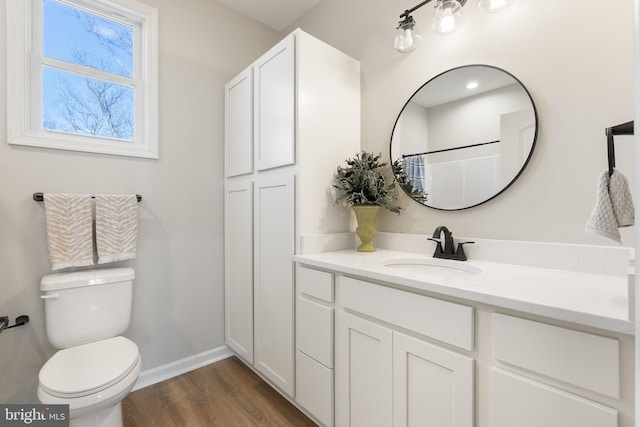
[{"left": 383, "top": 257, "right": 481, "bottom": 275}]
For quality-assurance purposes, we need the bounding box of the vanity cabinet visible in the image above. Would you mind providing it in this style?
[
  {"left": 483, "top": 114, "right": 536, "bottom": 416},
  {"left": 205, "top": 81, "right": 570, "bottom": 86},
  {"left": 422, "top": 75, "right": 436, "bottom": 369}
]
[
  {"left": 224, "top": 28, "right": 360, "bottom": 399},
  {"left": 335, "top": 276, "right": 475, "bottom": 427},
  {"left": 294, "top": 251, "right": 634, "bottom": 427}
]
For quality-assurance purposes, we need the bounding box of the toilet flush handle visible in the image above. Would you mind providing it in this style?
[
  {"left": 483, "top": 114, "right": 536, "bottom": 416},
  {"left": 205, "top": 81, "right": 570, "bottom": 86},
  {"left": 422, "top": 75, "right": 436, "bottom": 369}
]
[{"left": 40, "top": 293, "right": 60, "bottom": 300}]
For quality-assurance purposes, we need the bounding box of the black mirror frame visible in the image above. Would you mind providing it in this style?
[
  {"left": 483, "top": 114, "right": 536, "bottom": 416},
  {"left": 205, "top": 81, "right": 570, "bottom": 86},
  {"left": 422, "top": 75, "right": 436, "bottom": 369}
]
[{"left": 390, "top": 64, "right": 539, "bottom": 211}]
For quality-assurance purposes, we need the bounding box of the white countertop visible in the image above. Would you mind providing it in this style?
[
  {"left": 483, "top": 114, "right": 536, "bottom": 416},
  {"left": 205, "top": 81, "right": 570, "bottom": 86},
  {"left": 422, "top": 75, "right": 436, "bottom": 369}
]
[{"left": 293, "top": 249, "right": 634, "bottom": 335}]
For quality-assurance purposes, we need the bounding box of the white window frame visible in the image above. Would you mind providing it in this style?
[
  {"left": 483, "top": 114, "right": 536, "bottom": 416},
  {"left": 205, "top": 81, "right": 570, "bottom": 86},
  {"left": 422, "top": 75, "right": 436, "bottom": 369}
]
[{"left": 6, "top": 0, "right": 159, "bottom": 158}]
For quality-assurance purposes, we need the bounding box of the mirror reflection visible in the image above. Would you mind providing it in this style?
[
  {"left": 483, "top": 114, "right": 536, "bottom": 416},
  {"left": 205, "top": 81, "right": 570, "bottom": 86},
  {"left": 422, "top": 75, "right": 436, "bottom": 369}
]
[{"left": 391, "top": 65, "right": 538, "bottom": 210}]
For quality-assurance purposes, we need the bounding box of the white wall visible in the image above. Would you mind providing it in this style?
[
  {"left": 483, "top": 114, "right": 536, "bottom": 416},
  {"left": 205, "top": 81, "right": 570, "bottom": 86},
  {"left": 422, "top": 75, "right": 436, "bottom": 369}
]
[
  {"left": 401, "top": 102, "right": 430, "bottom": 155},
  {"left": 0, "top": 0, "right": 279, "bottom": 403},
  {"left": 427, "top": 84, "right": 528, "bottom": 159},
  {"left": 290, "top": 0, "right": 635, "bottom": 246}
]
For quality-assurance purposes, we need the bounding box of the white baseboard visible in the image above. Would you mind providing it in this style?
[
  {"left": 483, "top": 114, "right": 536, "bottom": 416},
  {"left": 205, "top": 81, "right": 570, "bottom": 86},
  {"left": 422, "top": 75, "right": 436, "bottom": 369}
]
[{"left": 132, "top": 345, "right": 234, "bottom": 391}]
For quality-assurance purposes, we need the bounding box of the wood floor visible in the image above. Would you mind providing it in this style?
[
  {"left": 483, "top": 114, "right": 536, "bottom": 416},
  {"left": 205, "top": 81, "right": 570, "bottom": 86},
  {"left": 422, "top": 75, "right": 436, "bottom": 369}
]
[{"left": 122, "top": 356, "right": 316, "bottom": 426}]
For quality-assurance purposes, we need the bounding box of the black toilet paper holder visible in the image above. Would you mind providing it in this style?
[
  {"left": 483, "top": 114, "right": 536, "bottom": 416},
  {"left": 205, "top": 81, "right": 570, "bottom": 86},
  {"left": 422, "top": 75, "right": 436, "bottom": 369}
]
[{"left": 0, "top": 315, "right": 30, "bottom": 333}]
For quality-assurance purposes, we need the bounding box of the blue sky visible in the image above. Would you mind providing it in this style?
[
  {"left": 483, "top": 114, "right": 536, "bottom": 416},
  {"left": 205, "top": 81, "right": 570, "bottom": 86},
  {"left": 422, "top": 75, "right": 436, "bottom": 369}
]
[
  {"left": 42, "top": 0, "right": 134, "bottom": 140},
  {"left": 43, "top": 0, "right": 133, "bottom": 77}
]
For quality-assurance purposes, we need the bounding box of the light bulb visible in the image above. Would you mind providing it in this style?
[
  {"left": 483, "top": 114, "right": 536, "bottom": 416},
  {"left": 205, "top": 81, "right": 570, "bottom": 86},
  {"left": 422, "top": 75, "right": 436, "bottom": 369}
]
[
  {"left": 439, "top": 12, "right": 456, "bottom": 34},
  {"left": 395, "top": 16, "right": 422, "bottom": 53},
  {"left": 403, "top": 28, "right": 415, "bottom": 48},
  {"left": 478, "top": 0, "right": 516, "bottom": 13},
  {"left": 432, "top": 0, "right": 465, "bottom": 35}
]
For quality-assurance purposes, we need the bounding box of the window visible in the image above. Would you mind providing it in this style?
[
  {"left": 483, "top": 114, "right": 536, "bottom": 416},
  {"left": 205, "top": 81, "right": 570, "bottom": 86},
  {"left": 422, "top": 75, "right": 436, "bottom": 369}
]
[{"left": 7, "top": 0, "right": 158, "bottom": 158}]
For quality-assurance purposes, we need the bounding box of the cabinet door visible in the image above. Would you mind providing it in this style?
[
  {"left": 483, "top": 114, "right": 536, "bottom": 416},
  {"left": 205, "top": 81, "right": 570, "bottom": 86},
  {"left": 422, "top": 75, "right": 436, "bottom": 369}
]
[
  {"left": 224, "top": 181, "right": 253, "bottom": 362},
  {"left": 254, "top": 34, "right": 295, "bottom": 171},
  {"left": 393, "top": 332, "right": 474, "bottom": 427},
  {"left": 335, "top": 311, "right": 392, "bottom": 427},
  {"left": 254, "top": 174, "right": 295, "bottom": 396},
  {"left": 224, "top": 68, "right": 253, "bottom": 177},
  {"left": 490, "top": 368, "right": 618, "bottom": 427}
]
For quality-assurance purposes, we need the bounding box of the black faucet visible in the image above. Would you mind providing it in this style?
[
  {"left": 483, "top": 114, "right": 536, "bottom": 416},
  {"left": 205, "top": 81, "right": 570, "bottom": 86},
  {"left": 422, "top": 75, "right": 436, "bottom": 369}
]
[{"left": 428, "top": 226, "right": 474, "bottom": 261}]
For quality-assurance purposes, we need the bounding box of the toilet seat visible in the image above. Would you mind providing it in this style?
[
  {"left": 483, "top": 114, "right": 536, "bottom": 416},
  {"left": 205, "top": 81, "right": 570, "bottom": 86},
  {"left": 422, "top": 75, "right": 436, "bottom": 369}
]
[{"left": 39, "top": 336, "right": 139, "bottom": 398}]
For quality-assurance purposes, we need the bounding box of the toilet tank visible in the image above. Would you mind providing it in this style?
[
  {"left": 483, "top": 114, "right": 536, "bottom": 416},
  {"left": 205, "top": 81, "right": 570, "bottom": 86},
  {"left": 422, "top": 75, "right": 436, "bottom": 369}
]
[{"left": 41, "top": 268, "right": 135, "bottom": 349}]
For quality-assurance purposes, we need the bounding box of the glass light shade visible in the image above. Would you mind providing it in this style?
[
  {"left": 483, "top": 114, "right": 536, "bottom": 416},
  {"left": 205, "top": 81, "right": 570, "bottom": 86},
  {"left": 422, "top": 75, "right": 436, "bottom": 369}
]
[
  {"left": 394, "top": 26, "right": 422, "bottom": 53},
  {"left": 478, "top": 0, "right": 516, "bottom": 13},
  {"left": 432, "top": 0, "right": 465, "bottom": 35}
]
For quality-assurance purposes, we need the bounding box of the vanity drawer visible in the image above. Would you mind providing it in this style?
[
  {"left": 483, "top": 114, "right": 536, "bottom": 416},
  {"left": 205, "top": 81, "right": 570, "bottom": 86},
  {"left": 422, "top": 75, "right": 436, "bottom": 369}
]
[
  {"left": 297, "top": 265, "right": 334, "bottom": 302},
  {"left": 296, "top": 351, "right": 333, "bottom": 427},
  {"left": 296, "top": 296, "right": 333, "bottom": 368},
  {"left": 492, "top": 313, "right": 620, "bottom": 398},
  {"left": 338, "top": 276, "right": 474, "bottom": 351}
]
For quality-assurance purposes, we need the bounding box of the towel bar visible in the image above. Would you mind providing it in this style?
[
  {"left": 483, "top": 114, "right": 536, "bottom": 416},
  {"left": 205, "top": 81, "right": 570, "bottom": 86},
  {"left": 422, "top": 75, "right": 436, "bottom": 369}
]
[
  {"left": 32, "top": 193, "right": 142, "bottom": 202},
  {"left": 606, "top": 120, "right": 634, "bottom": 177}
]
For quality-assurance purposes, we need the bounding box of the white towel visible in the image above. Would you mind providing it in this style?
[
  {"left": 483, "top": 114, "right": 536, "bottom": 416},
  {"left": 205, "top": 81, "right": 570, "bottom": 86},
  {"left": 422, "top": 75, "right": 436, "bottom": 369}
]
[
  {"left": 609, "top": 169, "right": 634, "bottom": 227},
  {"left": 95, "top": 194, "right": 139, "bottom": 264},
  {"left": 43, "top": 193, "right": 94, "bottom": 270},
  {"left": 585, "top": 169, "right": 635, "bottom": 243}
]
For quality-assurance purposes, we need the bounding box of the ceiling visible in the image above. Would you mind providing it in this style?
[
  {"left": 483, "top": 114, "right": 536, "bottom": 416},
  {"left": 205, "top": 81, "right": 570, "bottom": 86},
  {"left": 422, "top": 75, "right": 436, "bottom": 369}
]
[
  {"left": 413, "top": 66, "right": 519, "bottom": 108},
  {"left": 216, "top": 0, "right": 321, "bottom": 31}
]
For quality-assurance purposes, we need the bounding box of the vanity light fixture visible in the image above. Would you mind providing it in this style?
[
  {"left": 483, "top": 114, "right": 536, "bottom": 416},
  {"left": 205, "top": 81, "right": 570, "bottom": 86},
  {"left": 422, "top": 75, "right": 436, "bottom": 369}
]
[
  {"left": 432, "top": 0, "right": 466, "bottom": 35},
  {"left": 395, "top": 14, "right": 422, "bottom": 53},
  {"left": 395, "top": 0, "right": 516, "bottom": 52},
  {"left": 478, "top": 0, "right": 516, "bottom": 13}
]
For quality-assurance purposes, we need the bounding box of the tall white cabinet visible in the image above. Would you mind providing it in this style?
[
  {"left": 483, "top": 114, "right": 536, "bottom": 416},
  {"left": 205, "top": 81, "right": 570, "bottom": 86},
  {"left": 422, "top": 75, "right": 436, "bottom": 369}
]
[{"left": 224, "top": 29, "right": 360, "bottom": 400}]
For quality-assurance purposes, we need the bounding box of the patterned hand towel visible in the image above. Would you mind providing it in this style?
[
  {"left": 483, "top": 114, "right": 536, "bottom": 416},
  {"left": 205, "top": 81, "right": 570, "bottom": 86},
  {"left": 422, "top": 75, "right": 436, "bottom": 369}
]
[
  {"left": 43, "top": 193, "right": 94, "bottom": 270},
  {"left": 609, "top": 169, "right": 634, "bottom": 227},
  {"left": 585, "top": 169, "right": 635, "bottom": 243},
  {"left": 95, "top": 194, "right": 139, "bottom": 264}
]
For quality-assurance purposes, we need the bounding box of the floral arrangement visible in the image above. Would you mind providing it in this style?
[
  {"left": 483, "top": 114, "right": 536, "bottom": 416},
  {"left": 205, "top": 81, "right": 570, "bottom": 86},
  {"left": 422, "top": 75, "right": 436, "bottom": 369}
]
[{"left": 333, "top": 151, "right": 401, "bottom": 214}]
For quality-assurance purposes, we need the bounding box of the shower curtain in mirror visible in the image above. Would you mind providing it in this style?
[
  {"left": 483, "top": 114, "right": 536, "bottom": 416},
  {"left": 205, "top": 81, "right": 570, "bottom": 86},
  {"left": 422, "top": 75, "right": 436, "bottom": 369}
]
[{"left": 403, "top": 156, "right": 426, "bottom": 194}]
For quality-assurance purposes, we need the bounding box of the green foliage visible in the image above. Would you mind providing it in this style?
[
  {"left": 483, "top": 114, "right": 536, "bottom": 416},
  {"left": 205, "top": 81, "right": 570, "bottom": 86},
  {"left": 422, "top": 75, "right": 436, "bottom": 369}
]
[
  {"left": 391, "top": 158, "right": 429, "bottom": 204},
  {"left": 333, "top": 151, "right": 401, "bottom": 214}
]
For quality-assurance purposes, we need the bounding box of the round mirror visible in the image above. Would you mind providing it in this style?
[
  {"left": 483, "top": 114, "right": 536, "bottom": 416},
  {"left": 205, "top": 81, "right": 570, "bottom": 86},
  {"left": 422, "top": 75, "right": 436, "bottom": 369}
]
[{"left": 390, "top": 65, "right": 538, "bottom": 210}]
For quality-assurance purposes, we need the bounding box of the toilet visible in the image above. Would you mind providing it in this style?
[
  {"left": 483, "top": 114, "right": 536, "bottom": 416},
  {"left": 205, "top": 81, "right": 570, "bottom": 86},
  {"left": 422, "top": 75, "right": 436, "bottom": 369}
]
[{"left": 38, "top": 268, "right": 141, "bottom": 427}]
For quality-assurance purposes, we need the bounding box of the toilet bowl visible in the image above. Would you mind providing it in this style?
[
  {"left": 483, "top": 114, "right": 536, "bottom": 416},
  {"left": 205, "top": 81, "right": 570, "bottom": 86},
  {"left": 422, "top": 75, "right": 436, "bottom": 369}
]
[
  {"left": 38, "top": 268, "right": 140, "bottom": 427},
  {"left": 38, "top": 337, "right": 141, "bottom": 427}
]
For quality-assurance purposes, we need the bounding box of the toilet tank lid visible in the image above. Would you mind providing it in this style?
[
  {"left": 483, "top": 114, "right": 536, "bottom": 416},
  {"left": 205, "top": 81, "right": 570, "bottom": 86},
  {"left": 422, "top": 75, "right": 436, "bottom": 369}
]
[{"left": 41, "top": 268, "right": 135, "bottom": 292}]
